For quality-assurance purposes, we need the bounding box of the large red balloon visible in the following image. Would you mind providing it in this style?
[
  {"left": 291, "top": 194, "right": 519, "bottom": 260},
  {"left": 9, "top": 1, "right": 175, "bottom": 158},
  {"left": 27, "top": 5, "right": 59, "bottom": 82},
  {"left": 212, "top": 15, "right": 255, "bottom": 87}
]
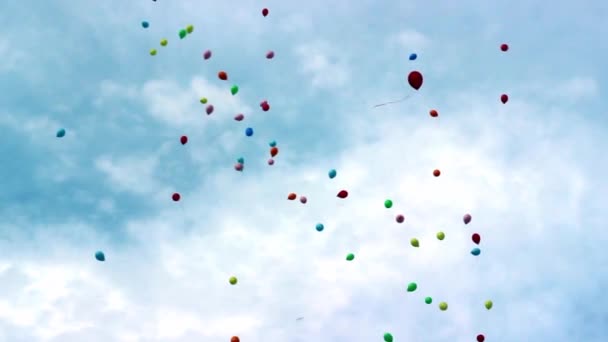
[{"left": 408, "top": 71, "right": 423, "bottom": 90}]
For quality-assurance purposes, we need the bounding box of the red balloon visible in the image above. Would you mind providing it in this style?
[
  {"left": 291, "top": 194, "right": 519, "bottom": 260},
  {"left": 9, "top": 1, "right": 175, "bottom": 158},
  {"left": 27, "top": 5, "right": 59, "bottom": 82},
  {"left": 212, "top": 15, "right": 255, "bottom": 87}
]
[
  {"left": 231, "top": 336, "right": 240, "bottom": 342},
  {"left": 337, "top": 190, "right": 348, "bottom": 198},
  {"left": 500, "top": 94, "right": 509, "bottom": 104},
  {"left": 270, "top": 146, "right": 279, "bottom": 157},
  {"left": 234, "top": 163, "right": 243, "bottom": 172},
  {"left": 234, "top": 113, "right": 244, "bottom": 121},
  {"left": 172, "top": 193, "right": 181, "bottom": 202},
  {"left": 218, "top": 71, "right": 228, "bottom": 81},
  {"left": 266, "top": 51, "right": 275, "bottom": 59},
  {"left": 476, "top": 334, "right": 485, "bottom": 342},
  {"left": 396, "top": 214, "right": 404, "bottom": 223},
  {"left": 262, "top": 8, "right": 269, "bottom": 17},
  {"left": 287, "top": 192, "right": 297, "bottom": 200},
  {"left": 429, "top": 109, "right": 438, "bottom": 117},
  {"left": 407, "top": 71, "right": 423, "bottom": 90},
  {"left": 472, "top": 233, "right": 481, "bottom": 244},
  {"left": 261, "top": 103, "right": 270, "bottom": 111},
  {"left": 180, "top": 135, "right": 188, "bottom": 145},
  {"left": 500, "top": 43, "right": 509, "bottom": 52},
  {"left": 433, "top": 169, "right": 441, "bottom": 177}
]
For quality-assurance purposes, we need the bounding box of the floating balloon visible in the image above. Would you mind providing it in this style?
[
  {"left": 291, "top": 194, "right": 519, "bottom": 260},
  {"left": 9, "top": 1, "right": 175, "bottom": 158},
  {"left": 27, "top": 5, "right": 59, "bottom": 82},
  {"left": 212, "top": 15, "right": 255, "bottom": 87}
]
[
  {"left": 203, "top": 50, "right": 212, "bottom": 59},
  {"left": 425, "top": 297, "right": 433, "bottom": 304},
  {"left": 142, "top": 21, "right": 149, "bottom": 28},
  {"left": 269, "top": 140, "right": 277, "bottom": 147},
  {"left": 172, "top": 193, "right": 181, "bottom": 201},
  {"left": 270, "top": 146, "right": 278, "bottom": 157},
  {"left": 433, "top": 169, "right": 441, "bottom": 177},
  {"left": 231, "top": 85, "right": 239, "bottom": 95},
  {"left": 206, "top": 105, "right": 214, "bottom": 115},
  {"left": 229, "top": 276, "right": 238, "bottom": 285},
  {"left": 287, "top": 193, "right": 297, "bottom": 200},
  {"left": 160, "top": 38, "right": 168, "bottom": 46},
  {"left": 234, "top": 163, "right": 243, "bottom": 172},
  {"left": 261, "top": 102, "right": 270, "bottom": 111},
  {"left": 346, "top": 253, "right": 355, "bottom": 261},
  {"left": 395, "top": 214, "right": 404, "bottom": 223},
  {"left": 407, "top": 282, "right": 417, "bottom": 292},
  {"left": 245, "top": 127, "right": 254, "bottom": 136},
  {"left": 408, "top": 70, "right": 423, "bottom": 90},
  {"left": 150, "top": 49, "right": 157, "bottom": 56},
  {"left": 186, "top": 25, "right": 194, "bottom": 33},
  {"left": 337, "top": 190, "right": 348, "bottom": 198},
  {"left": 436, "top": 231, "right": 445, "bottom": 240},
  {"left": 231, "top": 337, "right": 240, "bottom": 342},
  {"left": 262, "top": 8, "right": 269, "bottom": 16},
  {"left": 267, "top": 158, "right": 274, "bottom": 165},
  {"left": 410, "top": 238, "right": 419, "bottom": 247},
  {"left": 266, "top": 51, "right": 275, "bottom": 59},
  {"left": 315, "top": 223, "right": 324, "bottom": 232},
  {"left": 299, "top": 196, "right": 307, "bottom": 204},
  {"left": 429, "top": 109, "right": 438, "bottom": 117},
  {"left": 56, "top": 128, "right": 66, "bottom": 138},
  {"left": 218, "top": 71, "right": 228, "bottom": 80},
  {"left": 500, "top": 43, "right": 509, "bottom": 52},
  {"left": 328, "top": 169, "right": 337, "bottom": 179},
  {"left": 237, "top": 157, "right": 244, "bottom": 164},
  {"left": 471, "top": 247, "right": 481, "bottom": 256},
  {"left": 200, "top": 97, "right": 208, "bottom": 104},
  {"left": 477, "top": 334, "right": 485, "bottom": 342},
  {"left": 179, "top": 29, "right": 187, "bottom": 39},
  {"left": 384, "top": 199, "right": 393, "bottom": 208},
  {"left": 463, "top": 214, "right": 472, "bottom": 224},
  {"left": 485, "top": 300, "right": 493, "bottom": 310},
  {"left": 501, "top": 94, "right": 509, "bottom": 104},
  {"left": 472, "top": 233, "right": 481, "bottom": 244},
  {"left": 439, "top": 302, "right": 448, "bottom": 311},
  {"left": 384, "top": 333, "right": 393, "bottom": 342},
  {"left": 95, "top": 251, "right": 105, "bottom": 262},
  {"left": 409, "top": 53, "right": 417, "bottom": 61},
  {"left": 180, "top": 135, "right": 188, "bottom": 145},
  {"left": 234, "top": 113, "right": 244, "bottom": 121}
]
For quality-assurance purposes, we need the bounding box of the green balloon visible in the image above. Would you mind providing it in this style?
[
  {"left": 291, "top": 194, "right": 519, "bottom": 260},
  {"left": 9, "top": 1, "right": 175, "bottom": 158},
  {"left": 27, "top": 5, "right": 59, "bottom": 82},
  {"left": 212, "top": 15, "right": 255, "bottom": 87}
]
[
  {"left": 383, "top": 333, "right": 393, "bottom": 342},
  {"left": 229, "top": 276, "right": 238, "bottom": 285},
  {"left": 200, "top": 97, "right": 208, "bottom": 104},
  {"left": 186, "top": 25, "right": 194, "bottom": 33},
  {"left": 150, "top": 49, "right": 157, "bottom": 56},
  {"left": 407, "top": 282, "right": 417, "bottom": 292},
  {"left": 231, "top": 85, "right": 239, "bottom": 95},
  {"left": 346, "top": 253, "right": 355, "bottom": 261},
  {"left": 410, "top": 238, "right": 419, "bottom": 247},
  {"left": 384, "top": 199, "right": 393, "bottom": 208},
  {"left": 436, "top": 231, "right": 445, "bottom": 240},
  {"left": 179, "top": 29, "right": 187, "bottom": 39},
  {"left": 485, "top": 300, "right": 493, "bottom": 310},
  {"left": 439, "top": 302, "right": 448, "bottom": 311},
  {"left": 160, "top": 39, "right": 168, "bottom": 46},
  {"left": 424, "top": 296, "right": 432, "bottom": 304}
]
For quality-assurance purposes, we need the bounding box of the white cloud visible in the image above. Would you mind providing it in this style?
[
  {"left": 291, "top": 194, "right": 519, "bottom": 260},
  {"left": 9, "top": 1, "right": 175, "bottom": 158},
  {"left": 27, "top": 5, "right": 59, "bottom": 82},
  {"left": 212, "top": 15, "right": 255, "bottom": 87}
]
[
  {"left": 294, "top": 41, "right": 351, "bottom": 90},
  {"left": 94, "top": 155, "right": 160, "bottom": 195},
  {"left": 392, "top": 30, "right": 431, "bottom": 51},
  {"left": 0, "top": 37, "right": 26, "bottom": 74}
]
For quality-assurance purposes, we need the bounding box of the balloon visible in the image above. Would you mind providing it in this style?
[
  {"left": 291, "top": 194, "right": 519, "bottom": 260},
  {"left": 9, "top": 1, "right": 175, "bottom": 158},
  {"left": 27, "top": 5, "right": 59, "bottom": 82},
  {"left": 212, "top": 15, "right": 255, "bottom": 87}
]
[
  {"left": 231, "top": 337, "right": 240, "bottom": 342},
  {"left": 463, "top": 214, "right": 472, "bottom": 224},
  {"left": 337, "top": 190, "right": 348, "bottom": 198},
  {"left": 407, "top": 282, "right": 417, "bottom": 292},
  {"left": 439, "top": 302, "right": 448, "bottom": 311},
  {"left": 245, "top": 127, "right": 254, "bottom": 137},
  {"left": 237, "top": 157, "right": 244, "bottom": 164},
  {"left": 501, "top": 94, "right": 509, "bottom": 104},
  {"left": 200, "top": 97, "right": 208, "bottom": 104},
  {"left": 299, "top": 196, "right": 307, "bottom": 204},
  {"left": 433, "top": 169, "right": 441, "bottom": 177},
  {"left": 408, "top": 70, "right": 423, "bottom": 90},
  {"left": 315, "top": 223, "right": 324, "bottom": 232},
  {"left": 180, "top": 136, "right": 188, "bottom": 145},
  {"left": 471, "top": 247, "right": 481, "bottom": 256},
  {"left": 218, "top": 71, "right": 228, "bottom": 81},
  {"left": 262, "top": 8, "right": 269, "bottom": 16},
  {"left": 267, "top": 158, "right": 274, "bottom": 165},
  {"left": 410, "top": 238, "right": 419, "bottom": 247},
  {"left": 234, "top": 163, "right": 243, "bottom": 172},
  {"left": 141, "top": 21, "right": 149, "bottom": 28},
  {"left": 477, "top": 334, "right": 485, "bottom": 342},
  {"left": 234, "top": 113, "right": 244, "bottom": 121},
  {"left": 287, "top": 193, "right": 297, "bottom": 200},
  {"left": 266, "top": 51, "right": 275, "bottom": 59},
  {"left": 186, "top": 25, "right": 194, "bottom": 34},
  {"left": 95, "top": 251, "right": 105, "bottom": 262},
  {"left": 436, "top": 231, "right": 445, "bottom": 240},
  {"left": 425, "top": 297, "right": 433, "bottom": 304},
  {"left": 172, "top": 193, "right": 181, "bottom": 201},
  {"left": 395, "top": 214, "right": 404, "bottom": 223},
  {"left": 179, "top": 29, "right": 187, "bottom": 39},
  {"left": 269, "top": 140, "right": 277, "bottom": 147},
  {"left": 429, "top": 109, "right": 438, "bottom": 117},
  {"left": 261, "top": 102, "right": 270, "bottom": 111},
  {"left": 150, "top": 49, "right": 157, "bottom": 56},
  {"left": 328, "top": 169, "right": 337, "bottom": 179},
  {"left": 409, "top": 53, "right": 417, "bottom": 61},
  {"left": 346, "top": 253, "right": 355, "bottom": 261},
  {"left": 472, "top": 233, "right": 480, "bottom": 244},
  {"left": 384, "top": 199, "right": 393, "bottom": 208},
  {"left": 203, "top": 50, "right": 212, "bottom": 60},
  {"left": 485, "top": 300, "right": 493, "bottom": 310},
  {"left": 231, "top": 85, "right": 239, "bottom": 95},
  {"left": 384, "top": 333, "right": 393, "bottom": 342},
  {"left": 206, "top": 105, "right": 214, "bottom": 115},
  {"left": 229, "top": 276, "right": 238, "bottom": 285},
  {"left": 500, "top": 43, "right": 509, "bottom": 52},
  {"left": 270, "top": 147, "right": 278, "bottom": 157},
  {"left": 56, "top": 128, "right": 66, "bottom": 138},
  {"left": 160, "top": 39, "right": 168, "bottom": 46}
]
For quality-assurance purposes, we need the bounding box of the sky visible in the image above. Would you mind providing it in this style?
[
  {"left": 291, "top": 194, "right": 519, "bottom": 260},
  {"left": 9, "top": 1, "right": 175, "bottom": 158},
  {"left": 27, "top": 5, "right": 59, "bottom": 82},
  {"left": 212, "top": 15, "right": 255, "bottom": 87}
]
[{"left": 1, "top": 0, "right": 607, "bottom": 341}]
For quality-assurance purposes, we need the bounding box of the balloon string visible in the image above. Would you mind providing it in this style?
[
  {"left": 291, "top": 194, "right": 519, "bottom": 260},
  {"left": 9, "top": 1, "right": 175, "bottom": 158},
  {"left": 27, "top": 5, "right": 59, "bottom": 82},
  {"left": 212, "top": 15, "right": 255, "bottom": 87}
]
[{"left": 372, "top": 95, "right": 412, "bottom": 108}]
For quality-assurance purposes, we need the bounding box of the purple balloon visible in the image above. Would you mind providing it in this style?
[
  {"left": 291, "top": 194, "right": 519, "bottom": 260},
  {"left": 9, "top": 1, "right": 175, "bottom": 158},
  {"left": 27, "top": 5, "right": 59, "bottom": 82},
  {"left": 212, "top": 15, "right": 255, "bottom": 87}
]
[
  {"left": 463, "top": 213, "right": 472, "bottom": 225},
  {"left": 266, "top": 50, "right": 275, "bottom": 59},
  {"left": 206, "top": 105, "right": 214, "bottom": 115},
  {"left": 203, "top": 50, "right": 212, "bottom": 60},
  {"left": 299, "top": 196, "right": 307, "bottom": 204},
  {"left": 234, "top": 113, "right": 244, "bottom": 121},
  {"left": 268, "top": 158, "right": 274, "bottom": 165},
  {"left": 234, "top": 163, "right": 243, "bottom": 171}
]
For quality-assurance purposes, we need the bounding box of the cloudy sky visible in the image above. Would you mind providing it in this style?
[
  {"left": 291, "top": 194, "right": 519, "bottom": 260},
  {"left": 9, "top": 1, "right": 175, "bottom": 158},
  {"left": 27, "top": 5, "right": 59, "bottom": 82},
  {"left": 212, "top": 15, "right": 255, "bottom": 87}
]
[{"left": 1, "top": 0, "right": 607, "bottom": 341}]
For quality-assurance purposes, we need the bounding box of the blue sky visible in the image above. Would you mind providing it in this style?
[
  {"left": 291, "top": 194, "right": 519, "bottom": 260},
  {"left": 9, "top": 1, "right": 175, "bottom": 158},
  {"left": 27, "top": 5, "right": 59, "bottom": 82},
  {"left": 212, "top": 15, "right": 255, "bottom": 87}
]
[{"left": 1, "top": 0, "right": 607, "bottom": 341}]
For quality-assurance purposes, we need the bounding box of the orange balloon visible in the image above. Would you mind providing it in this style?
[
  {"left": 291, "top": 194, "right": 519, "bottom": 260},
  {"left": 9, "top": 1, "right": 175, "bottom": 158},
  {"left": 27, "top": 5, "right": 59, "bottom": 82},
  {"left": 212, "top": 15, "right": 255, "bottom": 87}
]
[
  {"left": 429, "top": 109, "right": 438, "bottom": 117},
  {"left": 270, "top": 146, "right": 279, "bottom": 157},
  {"left": 231, "top": 337, "right": 240, "bottom": 342},
  {"left": 287, "top": 193, "right": 297, "bottom": 200},
  {"left": 218, "top": 71, "right": 228, "bottom": 80}
]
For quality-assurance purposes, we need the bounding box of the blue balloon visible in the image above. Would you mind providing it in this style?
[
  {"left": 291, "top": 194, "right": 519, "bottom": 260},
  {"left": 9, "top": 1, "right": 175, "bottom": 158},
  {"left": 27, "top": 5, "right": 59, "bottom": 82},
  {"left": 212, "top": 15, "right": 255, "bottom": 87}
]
[
  {"left": 245, "top": 127, "right": 254, "bottom": 137},
  {"left": 328, "top": 169, "right": 337, "bottom": 179},
  {"left": 142, "top": 21, "right": 149, "bottom": 28},
  {"left": 409, "top": 53, "right": 417, "bottom": 61},
  {"left": 315, "top": 223, "right": 324, "bottom": 232},
  {"left": 237, "top": 157, "right": 244, "bottom": 164},
  {"left": 471, "top": 247, "right": 481, "bottom": 256},
  {"left": 95, "top": 251, "right": 105, "bottom": 262},
  {"left": 56, "top": 128, "right": 66, "bottom": 138},
  {"left": 269, "top": 140, "right": 277, "bottom": 147}
]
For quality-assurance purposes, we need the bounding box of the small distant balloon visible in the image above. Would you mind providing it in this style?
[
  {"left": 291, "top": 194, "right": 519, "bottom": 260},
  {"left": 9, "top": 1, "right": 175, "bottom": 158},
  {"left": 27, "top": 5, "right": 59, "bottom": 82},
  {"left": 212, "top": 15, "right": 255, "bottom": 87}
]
[
  {"left": 299, "top": 196, "right": 307, "bottom": 204},
  {"left": 56, "top": 128, "right": 66, "bottom": 138},
  {"left": 384, "top": 333, "right": 393, "bottom": 342},
  {"left": 218, "top": 71, "right": 228, "bottom": 80},
  {"left": 178, "top": 29, "right": 187, "bottom": 39},
  {"left": 472, "top": 233, "right": 481, "bottom": 244},
  {"left": 172, "top": 193, "right": 181, "bottom": 202},
  {"left": 409, "top": 53, "right": 417, "bottom": 60},
  {"left": 436, "top": 231, "right": 445, "bottom": 240},
  {"left": 501, "top": 94, "right": 509, "bottom": 104},
  {"left": 408, "top": 70, "right": 423, "bottom": 90},
  {"left": 270, "top": 146, "right": 279, "bottom": 157},
  {"left": 337, "top": 190, "right": 348, "bottom": 198},
  {"left": 180, "top": 135, "right": 188, "bottom": 145},
  {"left": 186, "top": 25, "right": 194, "bottom": 34},
  {"left": 485, "top": 300, "right": 493, "bottom": 310},
  {"left": 231, "top": 337, "right": 240, "bottom": 342},
  {"left": 229, "top": 276, "right": 238, "bottom": 285},
  {"left": 160, "top": 38, "right": 168, "bottom": 46},
  {"left": 407, "top": 282, "right": 417, "bottom": 292},
  {"left": 200, "top": 97, "right": 208, "bottom": 104},
  {"left": 425, "top": 297, "right": 433, "bottom": 304},
  {"left": 328, "top": 169, "right": 337, "bottom": 179},
  {"left": 395, "top": 214, "right": 404, "bottom": 223},
  {"left": 262, "top": 8, "right": 269, "bottom": 16},
  {"left": 315, "top": 223, "right": 324, "bottom": 232},
  {"left": 266, "top": 51, "right": 275, "bottom": 59},
  {"left": 471, "top": 247, "right": 481, "bottom": 256},
  {"left": 433, "top": 169, "right": 441, "bottom": 177},
  {"left": 231, "top": 85, "right": 239, "bottom": 95},
  {"left": 234, "top": 163, "right": 243, "bottom": 172},
  {"left": 429, "top": 109, "right": 438, "bottom": 117},
  {"left": 261, "top": 102, "right": 270, "bottom": 111},
  {"left": 287, "top": 193, "right": 297, "bottom": 200},
  {"left": 346, "top": 253, "right": 355, "bottom": 261},
  {"left": 439, "top": 302, "right": 448, "bottom": 311},
  {"left": 463, "top": 214, "right": 472, "bottom": 224},
  {"left": 142, "top": 21, "right": 149, "bottom": 28},
  {"left": 269, "top": 140, "right": 277, "bottom": 147},
  {"left": 234, "top": 113, "right": 244, "bottom": 121},
  {"left": 477, "top": 334, "right": 485, "bottom": 342},
  {"left": 206, "top": 105, "right": 214, "bottom": 115},
  {"left": 237, "top": 157, "right": 244, "bottom": 164},
  {"left": 384, "top": 199, "right": 393, "bottom": 209},
  {"left": 267, "top": 158, "right": 274, "bottom": 165},
  {"left": 95, "top": 251, "right": 105, "bottom": 262},
  {"left": 410, "top": 238, "right": 419, "bottom": 247},
  {"left": 500, "top": 43, "right": 509, "bottom": 52},
  {"left": 245, "top": 127, "right": 254, "bottom": 137},
  {"left": 150, "top": 49, "right": 157, "bottom": 56},
  {"left": 203, "top": 50, "right": 212, "bottom": 59}
]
